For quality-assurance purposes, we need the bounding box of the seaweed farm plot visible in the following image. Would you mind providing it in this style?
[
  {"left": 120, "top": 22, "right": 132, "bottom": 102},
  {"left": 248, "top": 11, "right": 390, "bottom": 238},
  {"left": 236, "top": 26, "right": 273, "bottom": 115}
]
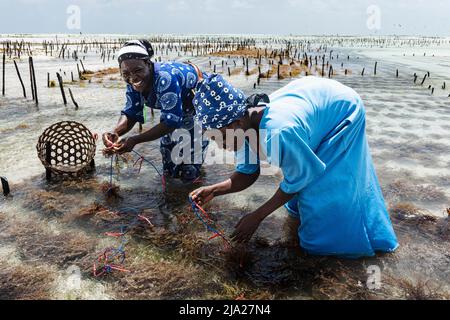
[
  {"left": 1, "top": 173, "right": 448, "bottom": 300},
  {"left": 0, "top": 34, "right": 449, "bottom": 300}
]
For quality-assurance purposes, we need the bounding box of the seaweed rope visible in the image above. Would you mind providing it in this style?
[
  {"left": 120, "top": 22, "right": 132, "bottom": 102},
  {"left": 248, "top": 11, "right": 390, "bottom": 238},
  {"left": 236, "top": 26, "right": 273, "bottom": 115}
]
[
  {"left": 131, "top": 150, "right": 166, "bottom": 192},
  {"left": 93, "top": 207, "right": 154, "bottom": 277},
  {"left": 94, "top": 152, "right": 161, "bottom": 277},
  {"left": 106, "top": 155, "right": 114, "bottom": 194},
  {"left": 93, "top": 231, "right": 129, "bottom": 277},
  {"left": 188, "top": 195, "right": 232, "bottom": 249}
]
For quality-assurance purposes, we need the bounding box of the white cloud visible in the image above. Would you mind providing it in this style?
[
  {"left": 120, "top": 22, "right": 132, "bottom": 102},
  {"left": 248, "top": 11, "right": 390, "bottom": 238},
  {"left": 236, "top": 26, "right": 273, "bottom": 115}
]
[
  {"left": 167, "top": 0, "right": 190, "bottom": 13},
  {"left": 231, "top": 0, "right": 255, "bottom": 9}
]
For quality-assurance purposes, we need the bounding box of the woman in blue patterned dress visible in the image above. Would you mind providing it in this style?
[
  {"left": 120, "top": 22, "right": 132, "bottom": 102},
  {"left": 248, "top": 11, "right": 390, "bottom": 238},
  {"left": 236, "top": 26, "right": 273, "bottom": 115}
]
[{"left": 103, "top": 40, "right": 209, "bottom": 182}]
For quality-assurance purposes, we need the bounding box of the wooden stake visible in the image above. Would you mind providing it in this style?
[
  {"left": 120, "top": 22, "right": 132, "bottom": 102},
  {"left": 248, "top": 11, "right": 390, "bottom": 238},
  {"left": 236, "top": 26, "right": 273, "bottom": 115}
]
[
  {"left": 421, "top": 74, "right": 427, "bottom": 86},
  {"left": 321, "top": 55, "right": 325, "bottom": 77},
  {"left": 2, "top": 52, "right": 5, "bottom": 96},
  {"left": 1, "top": 176, "right": 10, "bottom": 196},
  {"left": 56, "top": 72, "right": 67, "bottom": 105},
  {"left": 246, "top": 58, "right": 249, "bottom": 76},
  {"left": 28, "top": 57, "right": 35, "bottom": 101},
  {"left": 68, "top": 88, "right": 79, "bottom": 109},
  {"left": 30, "top": 56, "right": 38, "bottom": 105},
  {"left": 45, "top": 142, "right": 52, "bottom": 181},
  {"left": 13, "top": 60, "right": 26, "bottom": 98},
  {"left": 80, "top": 59, "right": 86, "bottom": 73},
  {"left": 77, "top": 63, "right": 81, "bottom": 79}
]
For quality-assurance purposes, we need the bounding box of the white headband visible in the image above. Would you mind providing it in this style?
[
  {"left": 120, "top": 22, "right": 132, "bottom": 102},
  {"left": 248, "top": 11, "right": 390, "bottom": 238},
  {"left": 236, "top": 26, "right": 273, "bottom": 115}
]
[{"left": 117, "top": 45, "right": 149, "bottom": 58}]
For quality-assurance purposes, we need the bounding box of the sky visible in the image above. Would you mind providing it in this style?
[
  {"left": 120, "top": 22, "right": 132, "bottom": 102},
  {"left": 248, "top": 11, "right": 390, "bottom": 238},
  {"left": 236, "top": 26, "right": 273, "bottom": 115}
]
[{"left": 0, "top": 0, "right": 449, "bottom": 36}]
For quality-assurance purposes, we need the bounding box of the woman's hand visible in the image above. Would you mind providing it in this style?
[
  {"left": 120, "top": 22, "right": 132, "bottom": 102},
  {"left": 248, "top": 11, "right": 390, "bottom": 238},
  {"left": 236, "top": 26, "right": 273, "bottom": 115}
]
[
  {"left": 231, "top": 211, "right": 264, "bottom": 243},
  {"left": 190, "top": 186, "right": 216, "bottom": 206},
  {"left": 102, "top": 132, "right": 119, "bottom": 148},
  {"left": 113, "top": 136, "right": 138, "bottom": 154},
  {"left": 230, "top": 188, "right": 296, "bottom": 243}
]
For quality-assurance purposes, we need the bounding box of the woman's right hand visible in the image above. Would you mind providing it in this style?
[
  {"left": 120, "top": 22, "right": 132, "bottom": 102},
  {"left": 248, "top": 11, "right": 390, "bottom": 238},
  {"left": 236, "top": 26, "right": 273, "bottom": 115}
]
[
  {"left": 190, "top": 186, "right": 216, "bottom": 206},
  {"left": 102, "top": 132, "right": 119, "bottom": 148}
]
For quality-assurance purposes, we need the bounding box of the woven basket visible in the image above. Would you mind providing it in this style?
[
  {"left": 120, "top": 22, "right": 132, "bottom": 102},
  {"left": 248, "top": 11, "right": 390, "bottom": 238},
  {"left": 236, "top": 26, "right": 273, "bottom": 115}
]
[{"left": 36, "top": 121, "right": 96, "bottom": 177}]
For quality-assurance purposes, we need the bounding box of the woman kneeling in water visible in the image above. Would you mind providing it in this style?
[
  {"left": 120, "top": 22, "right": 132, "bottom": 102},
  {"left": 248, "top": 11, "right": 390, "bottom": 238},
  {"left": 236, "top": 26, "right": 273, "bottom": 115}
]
[
  {"left": 190, "top": 75, "right": 398, "bottom": 258},
  {"left": 103, "top": 39, "right": 208, "bottom": 182}
]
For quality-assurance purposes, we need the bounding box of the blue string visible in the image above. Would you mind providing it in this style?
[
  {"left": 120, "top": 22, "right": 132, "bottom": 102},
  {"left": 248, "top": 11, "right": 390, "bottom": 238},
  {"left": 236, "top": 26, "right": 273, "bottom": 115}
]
[
  {"left": 95, "top": 206, "right": 150, "bottom": 274},
  {"left": 132, "top": 150, "right": 163, "bottom": 177},
  {"left": 188, "top": 195, "right": 228, "bottom": 241},
  {"left": 100, "top": 207, "right": 145, "bottom": 234},
  {"left": 108, "top": 156, "right": 114, "bottom": 187},
  {"left": 97, "top": 152, "right": 163, "bottom": 275}
]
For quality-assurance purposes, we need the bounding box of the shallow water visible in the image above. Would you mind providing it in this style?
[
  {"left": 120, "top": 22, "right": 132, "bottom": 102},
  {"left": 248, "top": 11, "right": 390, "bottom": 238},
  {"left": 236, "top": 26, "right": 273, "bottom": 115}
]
[{"left": 0, "top": 35, "right": 449, "bottom": 300}]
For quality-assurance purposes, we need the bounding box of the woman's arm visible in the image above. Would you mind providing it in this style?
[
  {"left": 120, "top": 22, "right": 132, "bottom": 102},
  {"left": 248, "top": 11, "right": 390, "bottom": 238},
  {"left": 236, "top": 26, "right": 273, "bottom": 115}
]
[
  {"left": 102, "top": 115, "right": 136, "bottom": 148},
  {"left": 214, "top": 171, "right": 261, "bottom": 196},
  {"left": 113, "top": 121, "right": 176, "bottom": 154},
  {"left": 231, "top": 188, "right": 296, "bottom": 243},
  {"left": 132, "top": 121, "right": 175, "bottom": 144},
  {"left": 190, "top": 170, "right": 260, "bottom": 205},
  {"left": 114, "top": 115, "right": 137, "bottom": 136},
  {"left": 250, "top": 188, "right": 295, "bottom": 222}
]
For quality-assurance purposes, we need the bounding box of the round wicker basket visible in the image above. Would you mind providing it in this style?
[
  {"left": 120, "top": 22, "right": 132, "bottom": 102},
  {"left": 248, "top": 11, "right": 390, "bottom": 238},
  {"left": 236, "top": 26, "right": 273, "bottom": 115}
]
[{"left": 36, "top": 121, "right": 96, "bottom": 177}]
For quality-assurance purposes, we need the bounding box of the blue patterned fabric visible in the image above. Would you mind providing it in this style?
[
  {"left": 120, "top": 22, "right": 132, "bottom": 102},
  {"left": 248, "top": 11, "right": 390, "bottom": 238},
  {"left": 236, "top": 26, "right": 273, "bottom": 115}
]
[
  {"left": 160, "top": 107, "right": 209, "bottom": 182},
  {"left": 193, "top": 74, "right": 246, "bottom": 130},
  {"left": 121, "top": 61, "right": 209, "bottom": 181},
  {"left": 121, "top": 62, "right": 199, "bottom": 128}
]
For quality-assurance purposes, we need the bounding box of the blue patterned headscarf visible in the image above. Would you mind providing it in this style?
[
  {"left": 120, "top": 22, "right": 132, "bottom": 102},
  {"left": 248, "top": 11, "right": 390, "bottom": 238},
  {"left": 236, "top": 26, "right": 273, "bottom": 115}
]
[{"left": 193, "top": 74, "right": 247, "bottom": 130}]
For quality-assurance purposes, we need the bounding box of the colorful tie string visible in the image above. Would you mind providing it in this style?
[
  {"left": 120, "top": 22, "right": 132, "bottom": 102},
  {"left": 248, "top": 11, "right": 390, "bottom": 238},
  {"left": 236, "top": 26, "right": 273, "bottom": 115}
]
[
  {"left": 96, "top": 150, "right": 224, "bottom": 277},
  {"left": 97, "top": 149, "right": 165, "bottom": 277},
  {"left": 188, "top": 195, "right": 232, "bottom": 249},
  {"left": 132, "top": 150, "right": 166, "bottom": 192},
  {"left": 93, "top": 208, "right": 154, "bottom": 277}
]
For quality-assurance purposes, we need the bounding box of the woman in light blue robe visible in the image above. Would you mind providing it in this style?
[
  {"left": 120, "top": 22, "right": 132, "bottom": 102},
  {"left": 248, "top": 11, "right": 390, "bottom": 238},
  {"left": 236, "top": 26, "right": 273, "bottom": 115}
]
[{"left": 191, "top": 75, "right": 398, "bottom": 258}]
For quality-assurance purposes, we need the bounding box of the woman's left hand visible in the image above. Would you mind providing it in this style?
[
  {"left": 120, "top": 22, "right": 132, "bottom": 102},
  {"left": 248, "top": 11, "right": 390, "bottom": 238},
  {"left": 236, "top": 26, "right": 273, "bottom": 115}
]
[
  {"left": 113, "top": 136, "right": 138, "bottom": 154},
  {"left": 231, "top": 211, "right": 264, "bottom": 243}
]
